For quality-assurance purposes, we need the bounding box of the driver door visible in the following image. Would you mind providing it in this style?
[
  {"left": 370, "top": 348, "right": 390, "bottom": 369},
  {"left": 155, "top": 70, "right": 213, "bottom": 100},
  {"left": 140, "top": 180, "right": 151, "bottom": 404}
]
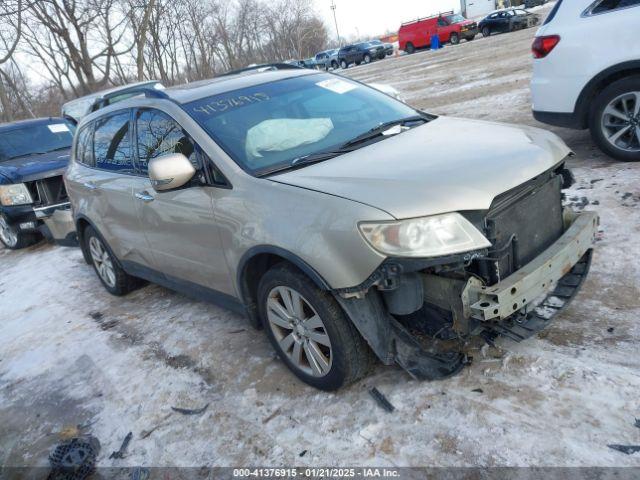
[{"left": 131, "top": 107, "right": 232, "bottom": 295}]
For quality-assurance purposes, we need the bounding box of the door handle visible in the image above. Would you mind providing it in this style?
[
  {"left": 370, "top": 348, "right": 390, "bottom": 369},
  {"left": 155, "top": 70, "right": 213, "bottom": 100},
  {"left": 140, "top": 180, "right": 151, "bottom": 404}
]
[
  {"left": 135, "top": 191, "right": 155, "bottom": 203},
  {"left": 83, "top": 182, "right": 97, "bottom": 190}
]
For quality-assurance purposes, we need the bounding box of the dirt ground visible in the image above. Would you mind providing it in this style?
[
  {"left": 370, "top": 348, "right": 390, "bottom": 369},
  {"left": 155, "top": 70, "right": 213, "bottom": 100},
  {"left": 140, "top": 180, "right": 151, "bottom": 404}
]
[{"left": 2, "top": 4, "right": 640, "bottom": 469}]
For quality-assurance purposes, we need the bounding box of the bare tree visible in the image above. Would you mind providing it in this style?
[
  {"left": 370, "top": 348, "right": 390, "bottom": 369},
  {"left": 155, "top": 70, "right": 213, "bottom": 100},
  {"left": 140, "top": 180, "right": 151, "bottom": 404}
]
[
  {"left": 21, "top": 0, "right": 133, "bottom": 95},
  {"left": 0, "top": 0, "right": 25, "bottom": 121}
]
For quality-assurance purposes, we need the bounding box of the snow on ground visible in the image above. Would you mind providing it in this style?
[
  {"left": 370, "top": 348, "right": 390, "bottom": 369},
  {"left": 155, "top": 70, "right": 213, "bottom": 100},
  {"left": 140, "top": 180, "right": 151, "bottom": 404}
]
[{"left": 2, "top": 4, "right": 640, "bottom": 468}]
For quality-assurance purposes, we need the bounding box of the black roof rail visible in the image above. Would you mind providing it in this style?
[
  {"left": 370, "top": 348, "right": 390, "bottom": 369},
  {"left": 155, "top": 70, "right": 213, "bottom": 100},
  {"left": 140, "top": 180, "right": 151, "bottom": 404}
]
[
  {"left": 220, "top": 63, "right": 304, "bottom": 77},
  {"left": 90, "top": 86, "right": 172, "bottom": 113}
]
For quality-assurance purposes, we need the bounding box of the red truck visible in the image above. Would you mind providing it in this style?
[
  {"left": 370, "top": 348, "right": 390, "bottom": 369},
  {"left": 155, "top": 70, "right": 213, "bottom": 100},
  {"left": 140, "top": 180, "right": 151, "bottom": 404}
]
[{"left": 399, "top": 11, "right": 478, "bottom": 54}]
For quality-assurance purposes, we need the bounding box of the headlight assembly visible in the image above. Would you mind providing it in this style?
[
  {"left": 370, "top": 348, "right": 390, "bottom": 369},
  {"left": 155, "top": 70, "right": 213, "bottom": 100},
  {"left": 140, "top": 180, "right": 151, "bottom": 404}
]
[
  {"left": 0, "top": 183, "right": 33, "bottom": 206},
  {"left": 359, "top": 212, "right": 491, "bottom": 258}
]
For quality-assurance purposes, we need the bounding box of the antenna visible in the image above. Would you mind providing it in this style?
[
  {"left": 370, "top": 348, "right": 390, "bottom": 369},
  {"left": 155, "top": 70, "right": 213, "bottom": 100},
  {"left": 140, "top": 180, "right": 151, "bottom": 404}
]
[{"left": 330, "top": 0, "right": 342, "bottom": 46}]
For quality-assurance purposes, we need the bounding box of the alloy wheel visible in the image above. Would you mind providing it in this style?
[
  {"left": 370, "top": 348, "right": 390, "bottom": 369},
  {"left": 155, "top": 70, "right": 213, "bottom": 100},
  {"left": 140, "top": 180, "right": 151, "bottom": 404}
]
[
  {"left": 89, "top": 236, "right": 116, "bottom": 288},
  {"left": 601, "top": 91, "right": 640, "bottom": 153},
  {"left": 266, "top": 286, "right": 332, "bottom": 377},
  {"left": 0, "top": 216, "right": 18, "bottom": 247}
]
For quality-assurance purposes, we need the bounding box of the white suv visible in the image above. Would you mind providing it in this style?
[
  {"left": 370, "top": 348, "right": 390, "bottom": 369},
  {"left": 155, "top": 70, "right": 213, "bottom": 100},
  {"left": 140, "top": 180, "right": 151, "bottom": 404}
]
[{"left": 531, "top": 0, "right": 640, "bottom": 161}]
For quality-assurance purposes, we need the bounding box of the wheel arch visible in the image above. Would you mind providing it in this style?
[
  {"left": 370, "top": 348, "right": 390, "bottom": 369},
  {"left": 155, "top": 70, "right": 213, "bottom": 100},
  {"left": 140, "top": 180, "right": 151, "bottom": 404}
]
[
  {"left": 575, "top": 61, "right": 640, "bottom": 129},
  {"left": 237, "top": 246, "right": 332, "bottom": 329}
]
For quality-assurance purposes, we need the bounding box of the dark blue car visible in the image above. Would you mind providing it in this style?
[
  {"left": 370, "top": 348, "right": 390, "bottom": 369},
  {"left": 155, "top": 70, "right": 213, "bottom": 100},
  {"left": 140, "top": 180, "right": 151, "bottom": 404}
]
[{"left": 0, "top": 117, "right": 76, "bottom": 249}]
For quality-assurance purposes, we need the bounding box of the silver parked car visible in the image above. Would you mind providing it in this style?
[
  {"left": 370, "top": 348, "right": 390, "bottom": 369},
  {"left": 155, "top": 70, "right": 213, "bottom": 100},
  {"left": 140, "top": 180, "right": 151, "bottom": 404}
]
[
  {"left": 65, "top": 67, "right": 598, "bottom": 390},
  {"left": 314, "top": 49, "right": 340, "bottom": 70}
]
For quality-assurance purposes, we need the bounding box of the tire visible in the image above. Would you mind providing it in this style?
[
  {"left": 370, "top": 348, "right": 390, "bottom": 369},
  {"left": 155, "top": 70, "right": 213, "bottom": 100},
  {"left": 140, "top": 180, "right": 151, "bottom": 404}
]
[
  {"left": 340, "top": 60, "right": 348, "bottom": 69},
  {"left": 482, "top": 26, "right": 491, "bottom": 37},
  {"left": 589, "top": 75, "right": 640, "bottom": 162},
  {"left": 0, "top": 215, "right": 39, "bottom": 250},
  {"left": 450, "top": 33, "right": 460, "bottom": 45},
  {"left": 405, "top": 42, "right": 415, "bottom": 54},
  {"left": 331, "top": 61, "right": 338, "bottom": 69},
  {"left": 84, "top": 225, "right": 141, "bottom": 296},
  {"left": 364, "top": 54, "right": 371, "bottom": 64},
  {"left": 258, "top": 264, "right": 373, "bottom": 391}
]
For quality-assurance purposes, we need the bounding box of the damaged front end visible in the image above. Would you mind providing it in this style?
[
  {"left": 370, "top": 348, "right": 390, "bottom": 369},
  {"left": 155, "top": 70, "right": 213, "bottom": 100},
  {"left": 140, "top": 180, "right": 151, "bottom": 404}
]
[{"left": 334, "top": 164, "right": 599, "bottom": 381}]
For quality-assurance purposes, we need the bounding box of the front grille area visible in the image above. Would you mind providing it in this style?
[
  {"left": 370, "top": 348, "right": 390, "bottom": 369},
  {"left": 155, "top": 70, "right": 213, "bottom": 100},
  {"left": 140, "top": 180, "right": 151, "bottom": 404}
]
[
  {"left": 473, "top": 173, "right": 564, "bottom": 285},
  {"left": 25, "top": 175, "right": 68, "bottom": 206}
]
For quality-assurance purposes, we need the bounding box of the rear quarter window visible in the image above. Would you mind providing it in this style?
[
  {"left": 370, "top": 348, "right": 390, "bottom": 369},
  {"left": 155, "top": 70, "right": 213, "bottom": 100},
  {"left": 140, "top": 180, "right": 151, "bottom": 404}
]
[
  {"left": 589, "top": 0, "right": 640, "bottom": 14},
  {"left": 75, "top": 124, "right": 95, "bottom": 167}
]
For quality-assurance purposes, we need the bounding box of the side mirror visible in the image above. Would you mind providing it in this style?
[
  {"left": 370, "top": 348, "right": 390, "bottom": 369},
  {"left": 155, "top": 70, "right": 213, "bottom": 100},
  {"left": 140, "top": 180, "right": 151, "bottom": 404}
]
[{"left": 148, "top": 153, "right": 196, "bottom": 192}]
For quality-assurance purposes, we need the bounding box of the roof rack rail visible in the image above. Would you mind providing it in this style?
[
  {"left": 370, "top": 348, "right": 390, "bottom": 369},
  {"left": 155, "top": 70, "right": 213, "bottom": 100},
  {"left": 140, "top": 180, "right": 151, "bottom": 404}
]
[
  {"left": 401, "top": 10, "right": 455, "bottom": 26},
  {"left": 220, "top": 63, "right": 304, "bottom": 77},
  {"left": 90, "top": 85, "right": 172, "bottom": 113}
]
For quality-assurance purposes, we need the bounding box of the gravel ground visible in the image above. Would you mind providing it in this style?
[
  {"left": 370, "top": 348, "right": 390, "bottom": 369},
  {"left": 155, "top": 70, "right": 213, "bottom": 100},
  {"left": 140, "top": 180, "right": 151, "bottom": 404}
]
[{"left": 2, "top": 5, "right": 640, "bottom": 469}]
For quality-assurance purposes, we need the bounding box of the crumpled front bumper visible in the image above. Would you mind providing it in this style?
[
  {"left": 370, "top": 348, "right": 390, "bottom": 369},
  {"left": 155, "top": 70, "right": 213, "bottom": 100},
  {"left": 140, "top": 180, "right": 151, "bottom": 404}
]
[
  {"left": 1, "top": 201, "right": 77, "bottom": 246},
  {"left": 467, "top": 210, "right": 598, "bottom": 324}
]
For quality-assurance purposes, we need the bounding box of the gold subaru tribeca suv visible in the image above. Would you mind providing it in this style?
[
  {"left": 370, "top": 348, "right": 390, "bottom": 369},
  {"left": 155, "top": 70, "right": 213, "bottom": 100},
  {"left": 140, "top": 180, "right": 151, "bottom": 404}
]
[{"left": 65, "top": 67, "right": 598, "bottom": 390}]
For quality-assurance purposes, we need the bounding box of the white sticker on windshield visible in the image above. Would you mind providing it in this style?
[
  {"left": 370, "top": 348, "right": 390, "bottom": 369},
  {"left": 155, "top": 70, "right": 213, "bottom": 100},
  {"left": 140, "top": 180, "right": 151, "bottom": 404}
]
[
  {"left": 48, "top": 124, "right": 70, "bottom": 133},
  {"left": 316, "top": 78, "right": 357, "bottom": 94}
]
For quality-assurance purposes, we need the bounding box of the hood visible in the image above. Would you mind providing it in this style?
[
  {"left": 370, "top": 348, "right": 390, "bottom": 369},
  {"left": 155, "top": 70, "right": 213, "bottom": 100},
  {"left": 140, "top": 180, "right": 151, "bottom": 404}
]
[
  {"left": 271, "top": 116, "right": 571, "bottom": 219},
  {"left": 0, "top": 149, "right": 71, "bottom": 185}
]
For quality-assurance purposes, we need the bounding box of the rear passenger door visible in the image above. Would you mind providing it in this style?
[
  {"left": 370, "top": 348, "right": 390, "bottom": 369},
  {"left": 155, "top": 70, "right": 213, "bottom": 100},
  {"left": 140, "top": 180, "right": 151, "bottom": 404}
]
[
  {"left": 132, "top": 108, "right": 232, "bottom": 294},
  {"left": 77, "top": 110, "right": 153, "bottom": 266}
]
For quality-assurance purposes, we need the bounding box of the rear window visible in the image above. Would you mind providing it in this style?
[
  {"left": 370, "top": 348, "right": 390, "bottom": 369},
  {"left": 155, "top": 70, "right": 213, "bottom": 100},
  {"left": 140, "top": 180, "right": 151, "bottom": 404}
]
[{"left": 0, "top": 121, "right": 75, "bottom": 162}]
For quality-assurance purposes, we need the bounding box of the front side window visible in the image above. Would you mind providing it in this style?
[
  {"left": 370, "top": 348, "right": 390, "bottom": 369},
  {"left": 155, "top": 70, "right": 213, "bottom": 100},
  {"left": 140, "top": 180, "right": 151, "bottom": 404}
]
[
  {"left": 135, "top": 109, "right": 197, "bottom": 174},
  {"left": 187, "top": 73, "right": 420, "bottom": 176},
  {"left": 93, "top": 111, "right": 134, "bottom": 173},
  {"left": 0, "top": 121, "right": 75, "bottom": 162},
  {"left": 588, "top": 0, "right": 639, "bottom": 14}
]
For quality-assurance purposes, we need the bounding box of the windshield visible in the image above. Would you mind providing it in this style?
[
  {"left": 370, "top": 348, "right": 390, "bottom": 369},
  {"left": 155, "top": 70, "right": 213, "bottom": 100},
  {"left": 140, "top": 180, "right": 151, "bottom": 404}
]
[
  {"left": 187, "top": 74, "right": 419, "bottom": 176},
  {"left": 0, "top": 121, "right": 75, "bottom": 162},
  {"left": 445, "top": 14, "right": 466, "bottom": 23}
]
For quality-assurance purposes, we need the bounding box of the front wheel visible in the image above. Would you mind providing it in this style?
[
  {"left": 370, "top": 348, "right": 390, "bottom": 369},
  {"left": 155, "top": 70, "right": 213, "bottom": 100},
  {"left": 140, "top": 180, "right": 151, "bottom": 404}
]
[
  {"left": 589, "top": 76, "right": 640, "bottom": 162},
  {"left": 405, "top": 42, "right": 415, "bottom": 54},
  {"left": 84, "top": 226, "right": 142, "bottom": 295},
  {"left": 340, "top": 59, "right": 348, "bottom": 69},
  {"left": 363, "top": 54, "right": 371, "bottom": 64},
  {"left": 450, "top": 33, "right": 460, "bottom": 45},
  {"left": 331, "top": 61, "right": 338, "bottom": 69},
  {"left": 0, "top": 215, "right": 39, "bottom": 250},
  {"left": 258, "top": 264, "right": 373, "bottom": 391}
]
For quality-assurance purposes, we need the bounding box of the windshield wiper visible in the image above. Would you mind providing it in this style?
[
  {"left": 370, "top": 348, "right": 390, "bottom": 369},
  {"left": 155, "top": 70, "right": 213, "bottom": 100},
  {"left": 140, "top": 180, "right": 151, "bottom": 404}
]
[
  {"left": 47, "top": 146, "right": 70, "bottom": 152},
  {"left": 341, "top": 115, "right": 427, "bottom": 149}
]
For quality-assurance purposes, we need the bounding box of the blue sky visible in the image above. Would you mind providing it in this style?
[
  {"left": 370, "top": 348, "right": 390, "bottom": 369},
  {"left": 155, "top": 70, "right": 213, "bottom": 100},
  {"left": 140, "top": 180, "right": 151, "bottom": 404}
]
[{"left": 314, "top": 0, "right": 462, "bottom": 40}]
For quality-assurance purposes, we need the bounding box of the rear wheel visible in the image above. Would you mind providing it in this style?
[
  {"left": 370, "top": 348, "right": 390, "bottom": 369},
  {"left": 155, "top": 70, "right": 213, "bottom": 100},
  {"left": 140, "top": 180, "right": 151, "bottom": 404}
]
[
  {"left": 450, "top": 33, "right": 460, "bottom": 45},
  {"left": 0, "top": 215, "right": 39, "bottom": 250},
  {"left": 405, "top": 42, "right": 415, "bottom": 54},
  {"left": 482, "top": 26, "right": 491, "bottom": 37},
  {"left": 84, "top": 226, "right": 141, "bottom": 295},
  {"left": 258, "top": 264, "right": 373, "bottom": 391},
  {"left": 589, "top": 76, "right": 640, "bottom": 162}
]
